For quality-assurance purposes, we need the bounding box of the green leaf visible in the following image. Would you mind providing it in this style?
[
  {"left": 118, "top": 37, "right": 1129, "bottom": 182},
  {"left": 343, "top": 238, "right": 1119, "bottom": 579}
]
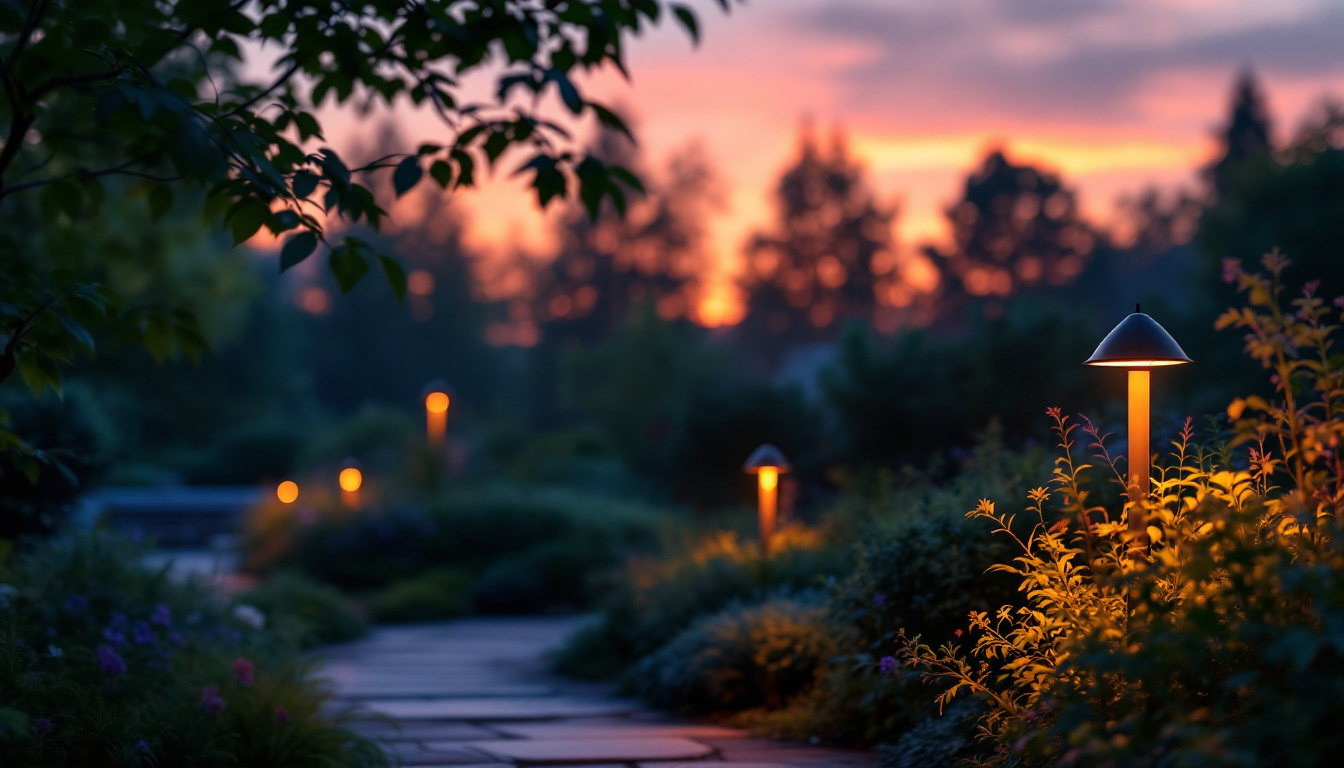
[
  {"left": 148, "top": 184, "right": 173, "bottom": 220},
  {"left": 293, "top": 112, "right": 322, "bottom": 140},
  {"left": 328, "top": 244, "right": 369, "bottom": 293},
  {"left": 672, "top": 5, "right": 700, "bottom": 45},
  {"left": 393, "top": 156, "right": 423, "bottom": 198},
  {"left": 429, "top": 159, "right": 453, "bottom": 188},
  {"left": 518, "top": 155, "right": 566, "bottom": 207},
  {"left": 377, "top": 255, "right": 407, "bottom": 305},
  {"left": 38, "top": 181, "right": 83, "bottom": 222},
  {"left": 292, "top": 171, "right": 320, "bottom": 198},
  {"left": 453, "top": 150, "right": 475, "bottom": 188},
  {"left": 547, "top": 69, "right": 583, "bottom": 114},
  {"left": 483, "top": 132, "right": 510, "bottom": 164},
  {"left": 280, "top": 231, "right": 319, "bottom": 271},
  {"left": 58, "top": 316, "right": 95, "bottom": 354},
  {"left": 226, "top": 199, "right": 271, "bottom": 245}
]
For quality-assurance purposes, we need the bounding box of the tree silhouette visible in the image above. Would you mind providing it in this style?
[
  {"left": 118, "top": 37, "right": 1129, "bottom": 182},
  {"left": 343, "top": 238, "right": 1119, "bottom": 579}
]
[
  {"left": 1206, "top": 71, "right": 1274, "bottom": 200},
  {"left": 930, "top": 150, "right": 1095, "bottom": 308},
  {"left": 739, "top": 130, "right": 900, "bottom": 356},
  {"left": 530, "top": 136, "right": 720, "bottom": 347}
]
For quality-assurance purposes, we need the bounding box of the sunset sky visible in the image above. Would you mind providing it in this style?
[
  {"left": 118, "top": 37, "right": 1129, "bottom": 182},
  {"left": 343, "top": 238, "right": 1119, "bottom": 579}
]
[{"left": 282, "top": 0, "right": 1344, "bottom": 324}]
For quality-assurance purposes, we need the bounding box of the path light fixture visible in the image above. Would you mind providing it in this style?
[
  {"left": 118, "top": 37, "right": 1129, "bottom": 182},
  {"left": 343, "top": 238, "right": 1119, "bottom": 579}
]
[
  {"left": 1085, "top": 304, "right": 1191, "bottom": 550},
  {"left": 338, "top": 459, "right": 363, "bottom": 511},
  {"left": 744, "top": 444, "right": 791, "bottom": 557},
  {"left": 423, "top": 380, "right": 451, "bottom": 455},
  {"left": 276, "top": 480, "right": 299, "bottom": 505}
]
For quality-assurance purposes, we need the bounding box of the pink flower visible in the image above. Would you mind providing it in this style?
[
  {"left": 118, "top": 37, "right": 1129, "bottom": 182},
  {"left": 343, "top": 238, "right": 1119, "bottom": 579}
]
[
  {"left": 1221, "top": 258, "right": 1243, "bottom": 284},
  {"left": 199, "top": 685, "right": 226, "bottom": 718},
  {"left": 232, "top": 657, "right": 255, "bottom": 687},
  {"left": 275, "top": 706, "right": 291, "bottom": 724}
]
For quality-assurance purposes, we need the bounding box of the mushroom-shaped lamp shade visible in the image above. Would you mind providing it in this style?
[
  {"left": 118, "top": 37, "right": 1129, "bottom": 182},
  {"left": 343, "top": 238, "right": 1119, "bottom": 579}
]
[
  {"left": 743, "top": 444, "right": 792, "bottom": 474},
  {"left": 1084, "top": 309, "right": 1192, "bottom": 368}
]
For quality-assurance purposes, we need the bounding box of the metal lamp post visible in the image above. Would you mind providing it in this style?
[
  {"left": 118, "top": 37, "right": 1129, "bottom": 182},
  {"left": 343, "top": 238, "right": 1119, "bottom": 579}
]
[
  {"left": 1084, "top": 304, "right": 1191, "bottom": 550},
  {"left": 743, "top": 444, "right": 791, "bottom": 557}
]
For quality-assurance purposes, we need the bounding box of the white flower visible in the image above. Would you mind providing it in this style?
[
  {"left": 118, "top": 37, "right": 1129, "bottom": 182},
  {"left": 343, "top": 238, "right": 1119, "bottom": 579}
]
[
  {"left": 48, "top": 644, "right": 63, "bottom": 658},
  {"left": 232, "top": 603, "right": 266, "bottom": 630}
]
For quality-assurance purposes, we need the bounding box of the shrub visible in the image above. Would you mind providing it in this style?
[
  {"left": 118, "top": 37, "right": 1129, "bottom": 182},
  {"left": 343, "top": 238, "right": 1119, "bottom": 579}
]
[
  {"left": 0, "top": 533, "right": 385, "bottom": 767},
  {"left": 366, "top": 568, "right": 471, "bottom": 623},
  {"left": 554, "top": 527, "right": 846, "bottom": 679},
  {"left": 237, "top": 574, "right": 369, "bottom": 648},
  {"left": 255, "top": 487, "right": 667, "bottom": 600},
  {"left": 632, "top": 595, "right": 837, "bottom": 714},
  {"left": 903, "top": 259, "right": 1344, "bottom": 766},
  {"left": 472, "top": 541, "right": 599, "bottom": 614}
]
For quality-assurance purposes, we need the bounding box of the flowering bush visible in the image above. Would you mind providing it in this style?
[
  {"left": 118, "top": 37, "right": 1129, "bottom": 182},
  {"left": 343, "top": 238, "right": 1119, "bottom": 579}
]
[
  {"left": 901, "top": 256, "right": 1344, "bottom": 766},
  {"left": 0, "top": 533, "right": 386, "bottom": 767}
]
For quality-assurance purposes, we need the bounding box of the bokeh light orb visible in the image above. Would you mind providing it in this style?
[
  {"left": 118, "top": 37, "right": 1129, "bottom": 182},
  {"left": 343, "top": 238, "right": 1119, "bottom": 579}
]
[
  {"left": 338, "top": 467, "right": 363, "bottom": 492},
  {"left": 276, "top": 480, "right": 299, "bottom": 504},
  {"left": 425, "top": 391, "right": 450, "bottom": 414}
]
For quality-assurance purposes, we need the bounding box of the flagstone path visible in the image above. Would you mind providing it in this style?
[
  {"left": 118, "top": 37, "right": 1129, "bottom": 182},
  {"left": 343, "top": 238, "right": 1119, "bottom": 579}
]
[{"left": 319, "top": 617, "right": 879, "bottom": 768}]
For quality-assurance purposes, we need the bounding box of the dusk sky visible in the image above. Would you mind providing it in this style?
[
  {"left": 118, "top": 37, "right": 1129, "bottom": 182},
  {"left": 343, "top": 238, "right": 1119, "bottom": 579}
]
[{"left": 299, "top": 0, "right": 1344, "bottom": 324}]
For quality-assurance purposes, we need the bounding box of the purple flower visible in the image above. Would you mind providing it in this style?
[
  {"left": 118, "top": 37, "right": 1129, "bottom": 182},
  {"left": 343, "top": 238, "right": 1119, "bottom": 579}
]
[
  {"left": 151, "top": 603, "right": 172, "bottom": 627},
  {"left": 879, "top": 655, "right": 897, "bottom": 675},
  {"left": 1221, "top": 258, "right": 1243, "bottom": 284},
  {"left": 102, "top": 627, "right": 126, "bottom": 646},
  {"left": 199, "top": 685, "right": 226, "bottom": 718},
  {"left": 274, "top": 706, "right": 291, "bottom": 725},
  {"left": 64, "top": 594, "right": 88, "bottom": 613},
  {"left": 168, "top": 631, "right": 184, "bottom": 647},
  {"left": 872, "top": 593, "right": 888, "bottom": 608},
  {"left": 232, "top": 657, "right": 255, "bottom": 687},
  {"left": 134, "top": 740, "right": 150, "bottom": 754},
  {"left": 98, "top": 645, "right": 127, "bottom": 676},
  {"left": 1335, "top": 296, "right": 1344, "bottom": 309},
  {"left": 108, "top": 611, "right": 127, "bottom": 628},
  {"left": 34, "top": 717, "right": 54, "bottom": 735},
  {"left": 132, "top": 621, "right": 156, "bottom": 645}
]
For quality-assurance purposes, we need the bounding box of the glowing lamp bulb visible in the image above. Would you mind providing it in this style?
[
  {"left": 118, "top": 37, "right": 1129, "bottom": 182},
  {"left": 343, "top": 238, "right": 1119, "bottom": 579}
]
[
  {"left": 426, "top": 391, "right": 450, "bottom": 414},
  {"left": 276, "top": 480, "right": 299, "bottom": 504},
  {"left": 338, "top": 467, "right": 363, "bottom": 492},
  {"left": 758, "top": 466, "right": 779, "bottom": 492}
]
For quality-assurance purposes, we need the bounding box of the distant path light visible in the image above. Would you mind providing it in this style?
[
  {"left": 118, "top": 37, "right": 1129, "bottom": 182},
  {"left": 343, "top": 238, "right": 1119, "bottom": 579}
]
[
  {"left": 338, "top": 467, "right": 362, "bottom": 492},
  {"left": 423, "top": 380, "right": 451, "bottom": 459},
  {"left": 338, "top": 459, "right": 363, "bottom": 511},
  {"left": 743, "top": 444, "right": 792, "bottom": 557},
  {"left": 276, "top": 481, "right": 299, "bottom": 504}
]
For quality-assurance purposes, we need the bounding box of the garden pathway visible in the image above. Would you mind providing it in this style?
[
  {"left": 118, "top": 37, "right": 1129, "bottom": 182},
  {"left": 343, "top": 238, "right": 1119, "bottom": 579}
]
[{"left": 319, "top": 617, "right": 879, "bottom": 768}]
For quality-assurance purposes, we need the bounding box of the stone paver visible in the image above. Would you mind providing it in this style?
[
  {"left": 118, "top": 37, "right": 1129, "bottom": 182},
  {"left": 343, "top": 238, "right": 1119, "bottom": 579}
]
[
  {"left": 319, "top": 617, "right": 876, "bottom": 768},
  {"left": 463, "top": 737, "right": 715, "bottom": 763}
]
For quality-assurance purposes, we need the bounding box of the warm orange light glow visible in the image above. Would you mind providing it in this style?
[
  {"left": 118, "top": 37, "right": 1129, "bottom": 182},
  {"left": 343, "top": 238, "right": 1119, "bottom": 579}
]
[
  {"left": 1087, "top": 359, "right": 1188, "bottom": 368},
  {"left": 758, "top": 466, "right": 779, "bottom": 492},
  {"left": 338, "top": 467, "right": 363, "bottom": 492},
  {"left": 276, "top": 480, "right": 299, "bottom": 504},
  {"left": 425, "top": 392, "right": 450, "bottom": 414},
  {"left": 1127, "top": 369, "right": 1152, "bottom": 556}
]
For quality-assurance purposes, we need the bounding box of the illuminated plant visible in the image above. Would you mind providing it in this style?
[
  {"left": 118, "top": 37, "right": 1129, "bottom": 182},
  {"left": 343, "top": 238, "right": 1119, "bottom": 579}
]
[{"left": 901, "top": 255, "right": 1343, "bottom": 765}]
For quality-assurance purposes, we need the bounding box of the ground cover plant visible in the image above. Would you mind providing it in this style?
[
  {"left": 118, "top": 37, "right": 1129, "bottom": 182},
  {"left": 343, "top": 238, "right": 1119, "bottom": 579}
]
[
  {"left": 0, "top": 533, "right": 385, "bottom": 767},
  {"left": 245, "top": 485, "right": 671, "bottom": 618},
  {"left": 898, "top": 256, "right": 1343, "bottom": 766}
]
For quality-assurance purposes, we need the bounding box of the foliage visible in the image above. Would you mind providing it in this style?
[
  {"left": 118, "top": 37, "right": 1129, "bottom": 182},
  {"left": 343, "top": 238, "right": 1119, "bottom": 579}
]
[
  {"left": 248, "top": 486, "right": 667, "bottom": 611},
  {"left": 0, "top": 0, "right": 730, "bottom": 478},
  {"left": 738, "top": 130, "right": 903, "bottom": 351},
  {"left": 632, "top": 595, "right": 837, "bottom": 713},
  {"left": 0, "top": 384, "right": 112, "bottom": 537},
  {"left": 553, "top": 526, "right": 846, "bottom": 679},
  {"left": 823, "top": 302, "right": 1099, "bottom": 468},
  {"left": 238, "top": 573, "right": 369, "bottom": 648},
  {"left": 901, "top": 257, "right": 1343, "bottom": 765},
  {"left": 810, "top": 435, "right": 1047, "bottom": 744},
  {"left": 365, "top": 568, "right": 471, "bottom": 624},
  {"left": 931, "top": 149, "right": 1096, "bottom": 304},
  {"left": 0, "top": 533, "right": 385, "bottom": 767}
]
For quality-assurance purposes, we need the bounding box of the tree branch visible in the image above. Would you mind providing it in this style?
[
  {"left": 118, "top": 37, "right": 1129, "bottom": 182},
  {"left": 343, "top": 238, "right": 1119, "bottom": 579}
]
[{"left": 0, "top": 155, "right": 179, "bottom": 200}]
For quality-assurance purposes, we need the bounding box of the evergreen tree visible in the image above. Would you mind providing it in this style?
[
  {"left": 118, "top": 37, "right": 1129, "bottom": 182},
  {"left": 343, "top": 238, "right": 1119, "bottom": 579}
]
[
  {"left": 1206, "top": 71, "right": 1274, "bottom": 199},
  {"left": 739, "top": 130, "right": 899, "bottom": 357},
  {"left": 930, "top": 150, "right": 1095, "bottom": 310}
]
